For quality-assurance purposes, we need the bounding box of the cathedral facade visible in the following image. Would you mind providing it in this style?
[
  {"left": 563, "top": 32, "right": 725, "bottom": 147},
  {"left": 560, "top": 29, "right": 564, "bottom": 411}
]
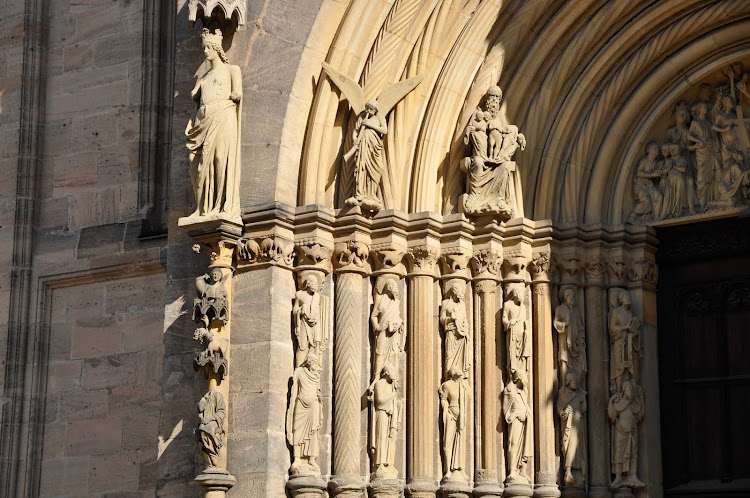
[{"left": 1, "top": 1, "right": 749, "bottom": 497}]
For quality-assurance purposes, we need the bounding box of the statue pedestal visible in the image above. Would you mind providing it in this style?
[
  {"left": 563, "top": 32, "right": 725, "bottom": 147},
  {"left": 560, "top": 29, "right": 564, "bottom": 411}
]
[
  {"left": 369, "top": 478, "right": 405, "bottom": 498},
  {"left": 406, "top": 478, "right": 439, "bottom": 498},
  {"left": 533, "top": 483, "right": 561, "bottom": 498},
  {"left": 504, "top": 482, "right": 534, "bottom": 497},
  {"left": 560, "top": 486, "right": 585, "bottom": 498},
  {"left": 612, "top": 488, "right": 635, "bottom": 498},
  {"left": 439, "top": 479, "right": 472, "bottom": 498},
  {"left": 194, "top": 468, "right": 236, "bottom": 498},
  {"left": 329, "top": 474, "right": 366, "bottom": 497},
  {"left": 287, "top": 475, "right": 328, "bottom": 498},
  {"left": 472, "top": 478, "right": 503, "bottom": 497},
  {"left": 178, "top": 211, "right": 243, "bottom": 228}
]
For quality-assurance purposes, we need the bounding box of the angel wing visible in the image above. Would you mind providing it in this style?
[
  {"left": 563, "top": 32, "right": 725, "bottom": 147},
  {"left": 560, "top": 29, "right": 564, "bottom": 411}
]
[
  {"left": 377, "top": 74, "right": 424, "bottom": 117},
  {"left": 322, "top": 62, "right": 366, "bottom": 116}
]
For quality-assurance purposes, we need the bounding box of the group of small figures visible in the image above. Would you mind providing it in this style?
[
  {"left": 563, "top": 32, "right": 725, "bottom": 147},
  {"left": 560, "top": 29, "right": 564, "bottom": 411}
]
[{"left": 631, "top": 70, "right": 750, "bottom": 223}]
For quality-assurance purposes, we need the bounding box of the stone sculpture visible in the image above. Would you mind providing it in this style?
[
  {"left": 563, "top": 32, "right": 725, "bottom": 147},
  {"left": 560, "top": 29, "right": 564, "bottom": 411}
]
[
  {"left": 440, "top": 366, "right": 468, "bottom": 483},
  {"left": 503, "top": 369, "right": 532, "bottom": 484},
  {"left": 553, "top": 287, "right": 587, "bottom": 385},
  {"left": 608, "top": 379, "right": 645, "bottom": 489},
  {"left": 370, "top": 276, "right": 405, "bottom": 389},
  {"left": 504, "top": 285, "right": 529, "bottom": 377},
  {"left": 194, "top": 268, "right": 229, "bottom": 328},
  {"left": 628, "top": 68, "right": 750, "bottom": 224},
  {"left": 608, "top": 289, "right": 641, "bottom": 394},
  {"left": 182, "top": 28, "right": 242, "bottom": 224},
  {"left": 462, "top": 85, "right": 526, "bottom": 220},
  {"left": 293, "top": 274, "right": 323, "bottom": 368},
  {"left": 440, "top": 280, "right": 471, "bottom": 376},
  {"left": 557, "top": 373, "right": 587, "bottom": 486},
  {"left": 286, "top": 352, "right": 323, "bottom": 476},
  {"left": 195, "top": 388, "right": 227, "bottom": 469},
  {"left": 193, "top": 327, "right": 229, "bottom": 379},
  {"left": 321, "top": 62, "right": 423, "bottom": 211},
  {"left": 369, "top": 363, "right": 402, "bottom": 479}
]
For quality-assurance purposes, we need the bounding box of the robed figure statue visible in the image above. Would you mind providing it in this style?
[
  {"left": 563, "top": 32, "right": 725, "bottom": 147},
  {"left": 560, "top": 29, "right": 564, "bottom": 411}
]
[{"left": 182, "top": 28, "right": 242, "bottom": 224}]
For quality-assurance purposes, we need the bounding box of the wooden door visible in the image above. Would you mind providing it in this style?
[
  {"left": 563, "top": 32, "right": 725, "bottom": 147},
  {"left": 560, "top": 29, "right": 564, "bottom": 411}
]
[{"left": 657, "top": 217, "right": 750, "bottom": 497}]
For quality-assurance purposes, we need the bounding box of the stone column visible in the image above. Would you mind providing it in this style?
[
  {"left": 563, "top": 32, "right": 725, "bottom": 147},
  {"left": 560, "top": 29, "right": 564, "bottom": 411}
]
[
  {"left": 405, "top": 244, "right": 441, "bottom": 498},
  {"left": 330, "top": 240, "right": 370, "bottom": 497},
  {"left": 530, "top": 251, "right": 560, "bottom": 498},
  {"left": 470, "top": 248, "right": 504, "bottom": 497},
  {"left": 583, "top": 255, "right": 609, "bottom": 498}
]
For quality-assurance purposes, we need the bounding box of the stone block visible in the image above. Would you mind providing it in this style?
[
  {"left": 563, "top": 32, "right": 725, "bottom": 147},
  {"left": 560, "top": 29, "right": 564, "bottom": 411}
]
[
  {"left": 65, "top": 417, "right": 122, "bottom": 456},
  {"left": 109, "top": 384, "right": 162, "bottom": 419},
  {"left": 75, "top": 6, "right": 121, "bottom": 42},
  {"left": 47, "top": 321, "right": 72, "bottom": 361},
  {"left": 71, "top": 316, "right": 122, "bottom": 358},
  {"left": 63, "top": 61, "right": 128, "bottom": 93},
  {"left": 77, "top": 222, "right": 125, "bottom": 258},
  {"left": 89, "top": 451, "right": 139, "bottom": 494},
  {"left": 122, "top": 310, "right": 164, "bottom": 353},
  {"left": 69, "top": 187, "right": 121, "bottom": 229},
  {"left": 59, "top": 389, "right": 109, "bottom": 420},
  {"left": 32, "top": 228, "right": 78, "bottom": 267},
  {"left": 136, "top": 348, "right": 163, "bottom": 385},
  {"left": 71, "top": 110, "right": 118, "bottom": 151},
  {"left": 46, "top": 80, "right": 128, "bottom": 120},
  {"left": 38, "top": 196, "right": 70, "bottom": 230},
  {"left": 97, "top": 144, "right": 139, "bottom": 188},
  {"left": 81, "top": 353, "right": 137, "bottom": 390},
  {"left": 53, "top": 151, "right": 97, "bottom": 196},
  {"left": 39, "top": 456, "right": 90, "bottom": 497},
  {"left": 41, "top": 118, "right": 72, "bottom": 157},
  {"left": 231, "top": 341, "right": 294, "bottom": 395},
  {"left": 93, "top": 32, "right": 142, "bottom": 68},
  {"left": 229, "top": 390, "right": 287, "bottom": 434},
  {"left": 46, "top": 360, "right": 82, "bottom": 394},
  {"left": 42, "top": 422, "right": 66, "bottom": 459},
  {"left": 122, "top": 413, "right": 159, "bottom": 452},
  {"left": 105, "top": 276, "right": 165, "bottom": 315},
  {"left": 63, "top": 41, "right": 92, "bottom": 71},
  {"left": 228, "top": 429, "right": 290, "bottom": 476},
  {"left": 242, "top": 34, "right": 304, "bottom": 94},
  {"left": 117, "top": 105, "right": 141, "bottom": 141},
  {"left": 64, "top": 281, "right": 105, "bottom": 324}
]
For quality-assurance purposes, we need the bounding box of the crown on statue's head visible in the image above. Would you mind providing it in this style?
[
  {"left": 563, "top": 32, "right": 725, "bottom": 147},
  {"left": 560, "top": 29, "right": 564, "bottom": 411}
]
[{"left": 201, "top": 28, "right": 223, "bottom": 45}]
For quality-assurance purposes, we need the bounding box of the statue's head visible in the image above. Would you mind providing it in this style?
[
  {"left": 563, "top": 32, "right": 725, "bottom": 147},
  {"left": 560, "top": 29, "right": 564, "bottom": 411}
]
[
  {"left": 381, "top": 363, "right": 393, "bottom": 382},
  {"left": 485, "top": 85, "right": 503, "bottom": 114},
  {"left": 447, "top": 281, "right": 465, "bottom": 301},
  {"left": 673, "top": 101, "right": 690, "bottom": 124},
  {"left": 448, "top": 365, "right": 463, "bottom": 381},
  {"left": 566, "top": 372, "right": 578, "bottom": 390},
  {"left": 645, "top": 141, "right": 659, "bottom": 159},
  {"left": 512, "top": 369, "right": 526, "bottom": 389},
  {"left": 661, "top": 142, "right": 671, "bottom": 157},
  {"left": 698, "top": 83, "right": 713, "bottom": 103},
  {"left": 618, "top": 289, "right": 631, "bottom": 307},
  {"left": 201, "top": 28, "right": 228, "bottom": 64},
  {"left": 695, "top": 101, "right": 709, "bottom": 118},
  {"left": 384, "top": 279, "right": 400, "bottom": 299},
  {"left": 210, "top": 267, "right": 223, "bottom": 283},
  {"left": 365, "top": 99, "right": 379, "bottom": 115},
  {"left": 506, "top": 286, "right": 521, "bottom": 303},
  {"left": 670, "top": 143, "right": 682, "bottom": 158},
  {"left": 302, "top": 274, "right": 320, "bottom": 293},
  {"left": 563, "top": 288, "right": 575, "bottom": 306},
  {"left": 721, "top": 94, "right": 735, "bottom": 111},
  {"left": 304, "top": 352, "right": 320, "bottom": 372},
  {"left": 622, "top": 379, "right": 634, "bottom": 399}
]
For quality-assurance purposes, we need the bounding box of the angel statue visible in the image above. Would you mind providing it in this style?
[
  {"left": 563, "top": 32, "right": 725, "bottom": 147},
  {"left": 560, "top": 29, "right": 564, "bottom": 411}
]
[{"left": 322, "top": 62, "right": 423, "bottom": 211}]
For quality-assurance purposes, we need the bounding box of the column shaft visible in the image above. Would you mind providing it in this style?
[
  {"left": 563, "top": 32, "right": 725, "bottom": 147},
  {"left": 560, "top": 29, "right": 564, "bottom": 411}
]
[
  {"left": 532, "top": 281, "right": 560, "bottom": 497},
  {"left": 584, "top": 284, "right": 609, "bottom": 497},
  {"left": 332, "top": 272, "right": 364, "bottom": 480}
]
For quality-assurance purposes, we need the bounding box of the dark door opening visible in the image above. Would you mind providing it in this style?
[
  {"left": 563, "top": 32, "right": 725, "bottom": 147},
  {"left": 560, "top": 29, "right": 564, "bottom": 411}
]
[{"left": 657, "top": 216, "right": 750, "bottom": 497}]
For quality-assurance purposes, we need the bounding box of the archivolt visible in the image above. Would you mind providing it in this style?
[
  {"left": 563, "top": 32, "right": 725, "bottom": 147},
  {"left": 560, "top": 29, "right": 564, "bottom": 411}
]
[{"left": 287, "top": 0, "right": 750, "bottom": 223}]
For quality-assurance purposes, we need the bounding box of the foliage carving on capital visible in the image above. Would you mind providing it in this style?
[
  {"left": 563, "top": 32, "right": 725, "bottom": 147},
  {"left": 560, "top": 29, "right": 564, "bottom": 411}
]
[
  {"left": 627, "top": 259, "right": 658, "bottom": 286},
  {"left": 334, "top": 240, "right": 370, "bottom": 271},
  {"left": 296, "top": 240, "right": 334, "bottom": 272},
  {"left": 372, "top": 247, "right": 407, "bottom": 274},
  {"left": 606, "top": 258, "right": 627, "bottom": 283},
  {"left": 440, "top": 249, "right": 472, "bottom": 279},
  {"left": 237, "top": 236, "right": 294, "bottom": 266},
  {"left": 584, "top": 258, "right": 607, "bottom": 282},
  {"left": 530, "top": 251, "right": 551, "bottom": 279},
  {"left": 554, "top": 256, "right": 583, "bottom": 283},
  {"left": 470, "top": 248, "right": 502, "bottom": 278},
  {"left": 407, "top": 246, "right": 440, "bottom": 275}
]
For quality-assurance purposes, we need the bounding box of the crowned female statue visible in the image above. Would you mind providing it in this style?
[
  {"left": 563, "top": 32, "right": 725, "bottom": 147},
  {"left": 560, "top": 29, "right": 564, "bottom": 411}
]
[{"left": 181, "top": 29, "right": 242, "bottom": 225}]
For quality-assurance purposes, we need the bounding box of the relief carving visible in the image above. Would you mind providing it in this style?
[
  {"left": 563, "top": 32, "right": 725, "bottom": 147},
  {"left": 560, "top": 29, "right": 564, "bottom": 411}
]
[
  {"left": 461, "top": 85, "right": 526, "bottom": 220},
  {"left": 193, "top": 268, "right": 230, "bottom": 379},
  {"left": 504, "top": 284, "right": 530, "bottom": 377},
  {"left": 293, "top": 274, "right": 326, "bottom": 368},
  {"left": 369, "top": 364, "right": 402, "bottom": 479},
  {"left": 181, "top": 29, "right": 242, "bottom": 225},
  {"left": 440, "top": 366, "right": 468, "bottom": 483},
  {"left": 370, "top": 276, "right": 406, "bottom": 390},
  {"left": 554, "top": 287, "right": 587, "bottom": 387},
  {"left": 557, "top": 373, "right": 587, "bottom": 487},
  {"left": 322, "top": 62, "right": 422, "bottom": 211},
  {"left": 503, "top": 369, "right": 532, "bottom": 484},
  {"left": 628, "top": 64, "right": 750, "bottom": 223},
  {"left": 440, "top": 281, "right": 471, "bottom": 376}
]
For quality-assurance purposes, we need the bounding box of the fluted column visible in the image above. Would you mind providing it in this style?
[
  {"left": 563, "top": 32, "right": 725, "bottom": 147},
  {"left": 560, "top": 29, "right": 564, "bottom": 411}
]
[
  {"left": 470, "top": 248, "right": 504, "bottom": 497},
  {"left": 405, "top": 245, "right": 440, "bottom": 498},
  {"left": 583, "top": 256, "right": 609, "bottom": 498},
  {"left": 530, "top": 251, "right": 560, "bottom": 498},
  {"left": 330, "top": 240, "right": 370, "bottom": 497}
]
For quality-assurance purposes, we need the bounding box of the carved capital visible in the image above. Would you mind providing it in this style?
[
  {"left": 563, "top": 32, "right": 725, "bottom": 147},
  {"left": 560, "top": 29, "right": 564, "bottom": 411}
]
[
  {"left": 333, "top": 240, "right": 370, "bottom": 273},
  {"left": 502, "top": 252, "right": 531, "bottom": 283},
  {"left": 470, "top": 248, "right": 502, "bottom": 280},
  {"left": 554, "top": 256, "right": 583, "bottom": 284},
  {"left": 584, "top": 258, "right": 607, "bottom": 283},
  {"left": 627, "top": 258, "right": 658, "bottom": 287},
  {"left": 372, "top": 245, "right": 407, "bottom": 277},
  {"left": 530, "top": 250, "right": 551, "bottom": 282},
  {"left": 407, "top": 245, "right": 440, "bottom": 278},
  {"left": 440, "top": 248, "right": 473, "bottom": 281},
  {"left": 606, "top": 258, "right": 626, "bottom": 284},
  {"left": 237, "top": 235, "right": 294, "bottom": 268},
  {"left": 474, "top": 279, "right": 498, "bottom": 295},
  {"left": 296, "top": 239, "right": 334, "bottom": 274}
]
